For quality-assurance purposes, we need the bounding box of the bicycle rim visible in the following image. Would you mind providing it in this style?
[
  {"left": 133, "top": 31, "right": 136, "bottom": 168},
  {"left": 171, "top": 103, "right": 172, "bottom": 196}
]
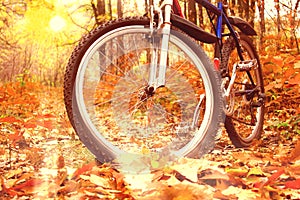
[
  {"left": 225, "top": 37, "right": 264, "bottom": 143},
  {"left": 74, "top": 25, "right": 216, "bottom": 159}
]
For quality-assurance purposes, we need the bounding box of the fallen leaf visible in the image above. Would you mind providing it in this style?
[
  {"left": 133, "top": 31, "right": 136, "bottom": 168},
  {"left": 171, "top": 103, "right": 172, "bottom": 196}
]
[
  {"left": 170, "top": 158, "right": 201, "bottom": 183},
  {"left": 8, "top": 131, "right": 27, "bottom": 148},
  {"left": 58, "top": 180, "right": 79, "bottom": 194},
  {"left": 72, "top": 162, "right": 96, "bottom": 179},
  {"left": 57, "top": 155, "right": 65, "bottom": 169},
  {"left": 261, "top": 168, "right": 285, "bottom": 187},
  {"left": 198, "top": 169, "right": 231, "bottom": 189},
  {"left": 0, "top": 116, "right": 22, "bottom": 123},
  {"left": 286, "top": 140, "right": 300, "bottom": 163},
  {"left": 37, "top": 113, "right": 56, "bottom": 118},
  {"left": 123, "top": 173, "right": 154, "bottom": 191},
  {"left": 12, "top": 178, "right": 44, "bottom": 194},
  {"left": 55, "top": 170, "right": 67, "bottom": 186},
  {"left": 24, "top": 123, "right": 37, "bottom": 129},
  {"left": 225, "top": 168, "right": 248, "bottom": 177},
  {"left": 5, "top": 168, "right": 23, "bottom": 179},
  {"left": 285, "top": 179, "right": 300, "bottom": 189},
  {"left": 222, "top": 186, "right": 259, "bottom": 200},
  {"left": 247, "top": 167, "right": 265, "bottom": 177},
  {"left": 198, "top": 169, "right": 229, "bottom": 181},
  {"left": 89, "top": 174, "right": 111, "bottom": 188}
]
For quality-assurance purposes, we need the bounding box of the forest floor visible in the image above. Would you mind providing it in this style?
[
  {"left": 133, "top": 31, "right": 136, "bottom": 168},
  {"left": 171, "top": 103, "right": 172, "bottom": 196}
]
[{"left": 0, "top": 54, "right": 300, "bottom": 199}]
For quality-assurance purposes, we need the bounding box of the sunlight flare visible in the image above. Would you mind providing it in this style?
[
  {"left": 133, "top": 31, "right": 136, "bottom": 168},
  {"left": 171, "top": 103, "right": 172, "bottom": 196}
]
[{"left": 49, "top": 15, "right": 66, "bottom": 32}]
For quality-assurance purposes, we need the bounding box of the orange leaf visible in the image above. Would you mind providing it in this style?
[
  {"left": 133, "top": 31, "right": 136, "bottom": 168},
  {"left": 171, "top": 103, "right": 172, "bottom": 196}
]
[
  {"left": 37, "top": 114, "right": 56, "bottom": 119},
  {"left": 284, "top": 55, "right": 296, "bottom": 64},
  {"left": 273, "top": 56, "right": 284, "bottom": 67},
  {"left": 0, "top": 116, "right": 22, "bottom": 123},
  {"left": 287, "top": 140, "right": 300, "bottom": 162},
  {"left": 285, "top": 179, "right": 300, "bottom": 189},
  {"left": 42, "top": 120, "right": 53, "bottom": 130},
  {"left": 8, "top": 131, "right": 24, "bottom": 144},
  {"left": 6, "top": 86, "right": 16, "bottom": 96},
  {"left": 72, "top": 162, "right": 96, "bottom": 180},
  {"left": 288, "top": 73, "right": 300, "bottom": 85},
  {"left": 12, "top": 178, "right": 44, "bottom": 192},
  {"left": 284, "top": 68, "right": 297, "bottom": 79},
  {"left": 261, "top": 168, "right": 285, "bottom": 188},
  {"left": 0, "top": 176, "right": 19, "bottom": 196},
  {"left": 57, "top": 155, "right": 65, "bottom": 169},
  {"left": 36, "top": 120, "right": 53, "bottom": 129},
  {"left": 24, "top": 123, "right": 37, "bottom": 129}
]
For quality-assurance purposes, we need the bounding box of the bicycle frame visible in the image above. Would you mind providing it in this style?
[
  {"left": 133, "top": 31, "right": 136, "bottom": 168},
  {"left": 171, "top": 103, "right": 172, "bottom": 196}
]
[
  {"left": 173, "top": 0, "right": 244, "bottom": 60},
  {"left": 149, "top": 0, "right": 257, "bottom": 91}
]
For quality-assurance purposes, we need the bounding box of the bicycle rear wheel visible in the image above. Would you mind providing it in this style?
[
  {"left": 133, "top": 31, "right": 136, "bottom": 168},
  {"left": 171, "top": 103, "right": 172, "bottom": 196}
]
[
  {"left": 221, "top": 34, "right": 265, "bottom": 147},
  {"left": 64, "top": 17, "right": 223, "bottom": 170}
]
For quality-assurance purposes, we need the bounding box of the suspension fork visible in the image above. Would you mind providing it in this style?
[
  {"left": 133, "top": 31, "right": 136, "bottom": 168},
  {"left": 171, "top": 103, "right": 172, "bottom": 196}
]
[{"left": 148, "top": 0, "right": 173, "bottom": 91}]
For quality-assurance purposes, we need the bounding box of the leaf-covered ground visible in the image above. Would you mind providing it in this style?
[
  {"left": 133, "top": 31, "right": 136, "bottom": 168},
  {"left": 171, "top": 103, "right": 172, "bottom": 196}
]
[{"left": 0, "top": 54, "right": 299, "bottom": 199}]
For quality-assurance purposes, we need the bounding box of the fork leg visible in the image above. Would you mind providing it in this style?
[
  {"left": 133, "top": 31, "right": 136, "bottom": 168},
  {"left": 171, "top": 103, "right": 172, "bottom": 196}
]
[
  {"left": 157, "top": 3, "right": 172, "bottom": 87},
  {"left": 148, "top": 0, "right": 172, "bottom": 89}
]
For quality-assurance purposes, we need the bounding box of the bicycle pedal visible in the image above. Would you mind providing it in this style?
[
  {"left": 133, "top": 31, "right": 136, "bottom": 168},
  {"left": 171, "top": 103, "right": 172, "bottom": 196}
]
[{"left": 236, "top": 59, "right": 257, "bottom": 71}]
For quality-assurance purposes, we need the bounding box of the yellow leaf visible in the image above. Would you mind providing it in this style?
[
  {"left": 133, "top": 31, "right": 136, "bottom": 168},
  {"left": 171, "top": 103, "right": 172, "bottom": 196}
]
[
  {"left": 247, "top": 167, "right": 265, "bottom": 177},
  {"left": 123, "top": 173, "right": 154, "bottom": 191},
  {"left": 225, "top": 168, "right": 248, "bottom": 177},
  {"left": 79, "top": 175, "right": 90, "bottom": 181},
  {"left": 294, "top": 61, "right": 300, "bottom": 69},
  {"left": 5, "top": 168, "right": 23, "bottom": 179},
  {"left": 158, "top": 182, "right": 214, "bottom": 200},
  {"left": 170, "top": 158, "right": 203, "bottom": 183},
  {"left": 222, "top": 186, "right": 259, "bottom": 200},
  {"left": 89, "top": 174, "right": 111, "bottom": 188}
]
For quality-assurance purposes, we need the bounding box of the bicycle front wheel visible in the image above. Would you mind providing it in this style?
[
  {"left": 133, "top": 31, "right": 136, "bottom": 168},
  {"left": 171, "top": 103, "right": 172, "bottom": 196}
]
[
  {"left": 64, "top": 17, "right": 223, "bottom": 168},
  {"left": 221, "top": 34, "right": 265, "bottom": 147}
]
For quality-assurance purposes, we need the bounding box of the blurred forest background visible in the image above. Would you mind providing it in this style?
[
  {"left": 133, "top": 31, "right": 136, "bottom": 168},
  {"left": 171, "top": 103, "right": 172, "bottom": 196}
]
[{"left": 0, "top": 0, "right": 299, "bottom": 86}]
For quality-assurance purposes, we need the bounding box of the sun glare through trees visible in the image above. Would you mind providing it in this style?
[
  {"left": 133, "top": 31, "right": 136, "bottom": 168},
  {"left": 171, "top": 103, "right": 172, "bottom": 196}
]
[{"left": 49, "top": 15, "right": 66, "bottom": 32}]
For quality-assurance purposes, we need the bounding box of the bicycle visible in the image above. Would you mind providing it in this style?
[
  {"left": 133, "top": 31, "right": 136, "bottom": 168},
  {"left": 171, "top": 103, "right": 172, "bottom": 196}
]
[{"left": 63, "top": 0, "right": 265, "bottom": 168}]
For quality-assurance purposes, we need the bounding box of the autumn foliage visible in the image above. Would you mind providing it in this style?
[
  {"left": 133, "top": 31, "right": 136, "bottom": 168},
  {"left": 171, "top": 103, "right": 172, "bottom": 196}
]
[
  {"left": 0, "top": 50, "right": 299, "bottom": 199},
  {"left": 0, "top": 0, "right": 299, "bottom": 199}
]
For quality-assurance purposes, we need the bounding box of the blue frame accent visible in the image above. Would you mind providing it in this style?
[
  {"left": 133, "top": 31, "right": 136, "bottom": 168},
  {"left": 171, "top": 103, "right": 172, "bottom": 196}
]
[{"left": 216, "top": 2, "right": 223, "bottom": 39}]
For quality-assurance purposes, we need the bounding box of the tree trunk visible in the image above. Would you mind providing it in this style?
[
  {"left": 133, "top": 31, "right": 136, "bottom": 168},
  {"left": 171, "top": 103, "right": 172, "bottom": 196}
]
[
  {"left": 117, "top": 0, "right": 123, "bottom": 18},
  {"left": 237, "top": 0, "right": 244, "bottom": 18},
  {"left": 274, "top": 0, "right": 281, "bottom": 35},
  {"left": 184, "top": 0, "right": 187, "bottom": 18},
  {"left": 145, "top": 0, "right": 148, "bottom": 14},
  {"left": 257, "top": 0, "right": 265, "bottom": 49},
  {"left": 230, "top": 0, "right": 236, "bottom": 15},
  {"left": 198, "top": 4, "right": 204, "bottom": 29},
  {"left": 249, "top": 0, "right": 255, "bottom": 27},
  {"left": 188, "top": 0, "right": 197, "bottom": 24},
  {"left": 292, "top": 0, "right": 300, "bottom": 53},
  {"left": 97, "top": 0, "right": 105, "bottom": 16},
  {"left": 257, "top": 0, "right": 266, "bottom": 49},
  {"left": 91, "top": 0, "right": 106, "bottom": 25},
  {"left": 108, "top": 0, "right": 112, "bottom": 20},
  {"left": 274, "top": 0, "right": 281, "bottom": 50},
  {"left": 244, "top": 0, "right": 250, "bottom": 22}
]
